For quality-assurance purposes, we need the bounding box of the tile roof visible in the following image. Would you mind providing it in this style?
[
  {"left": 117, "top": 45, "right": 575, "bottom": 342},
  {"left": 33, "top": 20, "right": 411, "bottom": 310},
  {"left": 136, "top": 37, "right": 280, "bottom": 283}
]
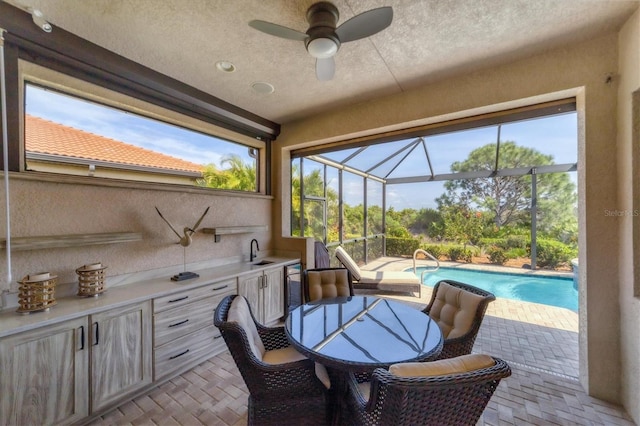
[{"left": 25, "top": 114, "right": 203, "bottom": 174}]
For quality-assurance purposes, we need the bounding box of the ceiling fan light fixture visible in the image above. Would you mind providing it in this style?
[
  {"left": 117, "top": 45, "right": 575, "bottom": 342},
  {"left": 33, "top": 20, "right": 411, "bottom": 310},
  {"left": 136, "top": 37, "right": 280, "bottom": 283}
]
[{"left": 307, "top": 37, "right": 338, "bottom": 58}]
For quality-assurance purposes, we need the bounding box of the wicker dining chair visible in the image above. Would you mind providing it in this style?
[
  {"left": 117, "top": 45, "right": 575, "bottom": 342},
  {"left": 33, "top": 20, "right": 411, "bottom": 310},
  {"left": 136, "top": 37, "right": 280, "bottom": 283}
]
[
  {"left": 303, "top": 267, "right": 354, "bottom": 302},
  {"left": 213, "top": 295, "right": 330, "bottom": 425},
  {"left": 345, "top": 354, "right": 511, "bottom": 426},
  {"left": 422, "top": 280, "right": 496, "bottom": 359}
]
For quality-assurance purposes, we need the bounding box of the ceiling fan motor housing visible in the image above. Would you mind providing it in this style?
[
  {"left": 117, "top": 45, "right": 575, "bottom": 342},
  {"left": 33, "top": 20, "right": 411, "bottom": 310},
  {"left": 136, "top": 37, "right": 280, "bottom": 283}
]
[{"left": 305, "top": 1, "right": 341, "bottom": 54}]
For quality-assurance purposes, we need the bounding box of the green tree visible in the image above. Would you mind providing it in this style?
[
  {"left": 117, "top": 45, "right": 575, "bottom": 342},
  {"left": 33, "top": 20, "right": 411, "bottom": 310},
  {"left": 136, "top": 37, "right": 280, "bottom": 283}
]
[
  {"left": 385, "top": 207, "right": 413, "bottom": 238},
  {"left": 220, "top": 154, "right": 256, "bottom": 191},
  {"left": 410, "top": 208, "right": 443, "bottom": 238},
  {"left": 438, "top": 203, "right": 485, "bottom": 246},
  {"left": 290, "top": 165, "right": 339, "bottom": 241},
  {"left": 437, "top": 142, "right": 576, "bottom": 233},
  {"left": 197, "top": 154, "right": 256, "bottom": 191}
]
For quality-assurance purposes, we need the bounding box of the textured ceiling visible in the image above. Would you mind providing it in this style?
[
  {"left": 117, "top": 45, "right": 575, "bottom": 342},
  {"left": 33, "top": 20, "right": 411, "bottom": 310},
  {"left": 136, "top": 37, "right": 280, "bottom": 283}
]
[{"left": 4, "top": 0, "right": 639, "bottom": 124}]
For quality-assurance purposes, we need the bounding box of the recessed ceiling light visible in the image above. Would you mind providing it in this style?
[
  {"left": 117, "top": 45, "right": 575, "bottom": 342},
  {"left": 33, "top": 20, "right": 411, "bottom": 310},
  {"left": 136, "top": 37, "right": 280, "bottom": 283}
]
[
  {"left": 216, "top": 61, "right": 236, "bottom": 73},
  {"left": 251, "top": 82, "right": 275, "bottom": 94}
]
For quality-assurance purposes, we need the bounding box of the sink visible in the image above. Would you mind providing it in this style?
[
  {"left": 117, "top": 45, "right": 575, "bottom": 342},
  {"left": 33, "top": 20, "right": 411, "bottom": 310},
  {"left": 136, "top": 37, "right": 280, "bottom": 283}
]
[{"left": 253, "top": 260, "right": 274, "bottom": 266}]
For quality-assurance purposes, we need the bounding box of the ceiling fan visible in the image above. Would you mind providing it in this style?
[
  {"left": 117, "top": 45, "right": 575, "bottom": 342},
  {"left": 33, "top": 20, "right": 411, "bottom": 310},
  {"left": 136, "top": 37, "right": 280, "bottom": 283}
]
[{"left": 249, "top": 2, "right": 393, "bottom": 81}]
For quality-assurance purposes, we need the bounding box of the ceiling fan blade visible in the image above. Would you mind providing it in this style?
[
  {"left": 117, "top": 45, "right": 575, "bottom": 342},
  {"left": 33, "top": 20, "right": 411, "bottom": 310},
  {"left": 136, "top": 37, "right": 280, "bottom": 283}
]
[
  {"left": 249, "top": 20, "right": 308, "bottom": 41},
  {"left": 335, "top": 7, "right": 393, "bottom": 43},
  {"left": 316, "top": 57, "right": 335, "bottom": 81}
]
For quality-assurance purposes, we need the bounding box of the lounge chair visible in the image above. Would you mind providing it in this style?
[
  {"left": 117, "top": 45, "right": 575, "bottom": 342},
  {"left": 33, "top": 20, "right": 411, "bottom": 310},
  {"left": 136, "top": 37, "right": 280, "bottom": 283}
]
[{"left": 334, "top": 246, "right": 439, "bottom": 298}]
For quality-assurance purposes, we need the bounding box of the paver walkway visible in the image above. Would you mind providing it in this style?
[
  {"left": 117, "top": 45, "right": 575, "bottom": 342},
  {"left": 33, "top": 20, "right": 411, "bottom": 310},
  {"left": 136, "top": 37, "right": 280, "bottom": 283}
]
[{"left": 87, "top": 259, "right": 635, "bottom": 425}]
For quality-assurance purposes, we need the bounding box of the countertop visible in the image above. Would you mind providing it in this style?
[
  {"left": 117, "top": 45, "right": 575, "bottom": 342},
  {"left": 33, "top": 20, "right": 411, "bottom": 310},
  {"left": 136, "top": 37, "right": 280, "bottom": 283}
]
[{"left": 0, "top": 256, "right": 299, "bottom": 338}]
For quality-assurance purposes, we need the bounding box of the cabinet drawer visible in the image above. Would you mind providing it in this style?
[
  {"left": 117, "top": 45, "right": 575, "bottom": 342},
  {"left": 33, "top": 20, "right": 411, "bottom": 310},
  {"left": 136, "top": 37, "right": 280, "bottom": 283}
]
[
  {"left": 154, "top": 295, "right": 217, "bottom": 347},
  {"left": 154, "top": 279, "right": 235, "bottom": 313},
  {"left": 153, "top": 325, "right": 223, "bottom": 381}
]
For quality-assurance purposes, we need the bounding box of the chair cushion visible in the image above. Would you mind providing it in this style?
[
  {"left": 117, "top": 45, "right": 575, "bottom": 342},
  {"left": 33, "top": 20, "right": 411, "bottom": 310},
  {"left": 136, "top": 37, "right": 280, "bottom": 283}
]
[
  {"left": 428, "top": 281, "right": 485, "bottom": 339},
  {"left": 315, "top": 363, "right": 331, "bottom": 389},
  {"left": 228, "top": 296, "right": 266, "bottom": 360},
  {"left": 335, "top": 246, "right": 361, "bottom": 281},
  {"left": 262, "top": 347, "right": 331, "bottom": 389},
  {"left": 262, "top": 346, "right": 307, "bottom": 364},
  {"left": 355, "top": 381, "right": 371, "bottom": 403},
  {"left": 389, "top": 354, "right": 495, "bottom": 377},
  {"left": 307, "top": 269, "right": 351, "bottom": 301}
]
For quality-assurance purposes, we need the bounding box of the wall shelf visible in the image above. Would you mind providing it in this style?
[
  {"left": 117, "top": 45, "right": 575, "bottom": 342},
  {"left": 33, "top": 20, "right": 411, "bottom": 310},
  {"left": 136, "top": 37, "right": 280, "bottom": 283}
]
[
  {"left": 201, "top": 226, "right": 268, "bottom": 242},
  {"left": 1, "top": 232, "right": 143, "bottom": 251}
]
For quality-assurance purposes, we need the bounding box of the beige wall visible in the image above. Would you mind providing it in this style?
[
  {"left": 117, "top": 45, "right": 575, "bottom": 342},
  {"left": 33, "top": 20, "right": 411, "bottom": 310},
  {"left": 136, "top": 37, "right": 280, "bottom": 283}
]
[
  {"left": 617, "top": 8, "right": 640, "bottom": 424},
  {"left": 0, "top": 176, "right": 272, "bottom": 295},
  {"left": 273, "top": 31, "right": 634, "bottom": 417}
]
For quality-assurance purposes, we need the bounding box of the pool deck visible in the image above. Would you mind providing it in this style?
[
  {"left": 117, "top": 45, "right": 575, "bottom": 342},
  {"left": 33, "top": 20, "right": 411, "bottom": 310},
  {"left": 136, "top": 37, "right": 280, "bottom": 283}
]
[
  {"left": 357, "top": 257, "right": 633, "bottom": 425},
  {"left": 367, "top": 256, "right": 574, "bottom": 278}
]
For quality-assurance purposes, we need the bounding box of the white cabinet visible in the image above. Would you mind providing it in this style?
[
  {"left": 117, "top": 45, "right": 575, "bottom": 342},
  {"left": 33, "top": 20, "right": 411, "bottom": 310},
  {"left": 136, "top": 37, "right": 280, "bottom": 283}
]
[
  {"left": 153, "top": 279, "right": 235, "bottom": 381},
  {"left": 0, "top": 317, "right": 89, "bottom": 426},
  {"left": 89, "top": 301, "right": 153, "bottom": 413},
  {"left": 238, "top": 266, "right": 284, "bottom": 325},
  {"left": 0, "top": 301, "right": 152, "bottom": 424}
]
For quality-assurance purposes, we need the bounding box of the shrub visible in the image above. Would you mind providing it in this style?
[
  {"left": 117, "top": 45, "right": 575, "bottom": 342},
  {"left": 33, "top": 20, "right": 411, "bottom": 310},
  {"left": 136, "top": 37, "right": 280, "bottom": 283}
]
[
  {"left": 422, "top": 244, "right": 445, "bottom": 259},
  {"left": 504, "top": 235, "right": 529, "bottom": 249},
  {"left": 487, "top": 246, "right": 507, "bottom": 264},
  {"left": 386, "top": 237, "right": 421, "bottom": 257},
  {"left": 536, "top": 238, "right": 577, "bottom": 268},
  {"left": 505, "top": 247, "right": 527, "bottom": 259},
  {"left": 480, "top": 235, "right": 529, "bottom": 251},
  {"left": 448, "top": 246, "right": 472, "bottom": 262},
  {"left": 479, "top": 237, "right": 503, "bottom": 248}
]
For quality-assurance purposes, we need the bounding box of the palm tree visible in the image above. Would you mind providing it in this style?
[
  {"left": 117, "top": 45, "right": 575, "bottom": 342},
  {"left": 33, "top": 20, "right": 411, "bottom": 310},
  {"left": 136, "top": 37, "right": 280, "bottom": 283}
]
[{"left": 197, "top": 154, "right": 256, "bottom": 191}]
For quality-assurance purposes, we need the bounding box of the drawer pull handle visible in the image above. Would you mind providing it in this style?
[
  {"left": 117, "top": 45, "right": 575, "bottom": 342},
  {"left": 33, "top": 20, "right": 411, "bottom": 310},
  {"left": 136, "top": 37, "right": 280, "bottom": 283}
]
[
  {"left": 80, "top": 325, "right": 85, "bottom": 350},
  {"left": 214, "top": 335, "right": 222, "bottom": 340},
  {"left": 213, "top": 284, "right": 229, "bottom": 291},
  {"left": 168, "top": 296, "right": 189, "bottom": 303},
  {"left": 168, "top": 319, "right": 189, "bottom": 328},
  {"left": 169, "top": 349, "right": 190, "bottom": 360}
]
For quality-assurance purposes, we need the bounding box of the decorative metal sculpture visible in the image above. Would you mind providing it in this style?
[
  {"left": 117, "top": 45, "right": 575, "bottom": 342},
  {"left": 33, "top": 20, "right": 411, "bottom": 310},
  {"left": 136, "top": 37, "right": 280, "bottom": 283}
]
[
  {"left": 155, "top": 206, "right": 210, "bottom": 281},
  {"left": 155, "top": 206, "right": 210, "bottom": 247}
]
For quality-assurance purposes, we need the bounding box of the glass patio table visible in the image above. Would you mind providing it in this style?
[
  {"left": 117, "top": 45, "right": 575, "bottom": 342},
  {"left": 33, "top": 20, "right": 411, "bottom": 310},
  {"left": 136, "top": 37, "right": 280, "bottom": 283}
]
[{"left": 285, "top": 295, "right": 443, "bottom": 372}]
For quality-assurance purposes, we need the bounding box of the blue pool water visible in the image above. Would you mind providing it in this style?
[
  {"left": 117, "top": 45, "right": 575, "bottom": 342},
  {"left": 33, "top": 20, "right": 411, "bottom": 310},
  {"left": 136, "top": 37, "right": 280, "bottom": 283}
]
[{"left": 410, "top": 267, "right": 578, "bottom": 311}]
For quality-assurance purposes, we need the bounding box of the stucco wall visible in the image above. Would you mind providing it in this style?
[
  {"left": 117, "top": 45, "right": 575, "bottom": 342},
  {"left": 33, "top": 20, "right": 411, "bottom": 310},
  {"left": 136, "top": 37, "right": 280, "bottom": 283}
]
[
  {"left": 274, "top": 33, "right": 626, "bottom": 406},
  {"left": 617, "top": 8, "right": 640, "bottom": 424},
  {"left": 0, "top": 177, "right": 272, "bottom": 299}
]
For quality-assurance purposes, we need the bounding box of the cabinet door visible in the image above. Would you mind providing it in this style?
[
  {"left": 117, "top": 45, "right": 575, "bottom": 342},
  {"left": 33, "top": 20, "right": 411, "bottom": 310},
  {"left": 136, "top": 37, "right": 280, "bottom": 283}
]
[
  {"left": 238, "top": 272, "right": 262, "bottom": 320},
  {"left": 262, "top": 267, "right": 285, "bottom": 325},
  {"left": 90, "top": 300, "right": 152, "bottom": 413},
  {"left": 0, "top": 317, "right": 89, "bottom": 426}
]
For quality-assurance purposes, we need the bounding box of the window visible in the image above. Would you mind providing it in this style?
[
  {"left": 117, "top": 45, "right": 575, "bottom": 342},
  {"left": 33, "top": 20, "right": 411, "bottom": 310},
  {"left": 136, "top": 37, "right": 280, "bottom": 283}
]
[
  {"left": 24, "top": 82, "right": 260, "bottom": 191},
  {"left": 292, "top": 99, "right": 578, "bottom": 268}
]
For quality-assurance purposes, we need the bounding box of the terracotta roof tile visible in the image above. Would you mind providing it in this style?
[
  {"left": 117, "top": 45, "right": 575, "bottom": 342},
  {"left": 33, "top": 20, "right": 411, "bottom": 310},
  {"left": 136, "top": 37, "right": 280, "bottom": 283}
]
[{"left": 25, "top": 114, "right": 203, "bottom": 174}]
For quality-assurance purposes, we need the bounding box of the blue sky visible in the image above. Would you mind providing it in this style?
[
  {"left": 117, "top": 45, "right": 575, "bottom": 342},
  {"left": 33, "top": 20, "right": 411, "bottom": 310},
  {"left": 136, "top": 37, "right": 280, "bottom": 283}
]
[
  {"left": 27, "top": 84, "right": 577, "bottom": 210},
  {"left": 25, "top": 84, "right": 251, "bottom": 167},
  {"left": 324, "top": 113, "right": 578, "bottom": 210}
]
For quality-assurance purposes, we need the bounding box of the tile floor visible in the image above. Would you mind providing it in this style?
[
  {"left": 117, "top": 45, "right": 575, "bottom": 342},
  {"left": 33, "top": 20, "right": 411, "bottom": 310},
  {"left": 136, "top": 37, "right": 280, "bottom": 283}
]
[{"left": 87, "top": 260, "right": 635, "bottom": 426}]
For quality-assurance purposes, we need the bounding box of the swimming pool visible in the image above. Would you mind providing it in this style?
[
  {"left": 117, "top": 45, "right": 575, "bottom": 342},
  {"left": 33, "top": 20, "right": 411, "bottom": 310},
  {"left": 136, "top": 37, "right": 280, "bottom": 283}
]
[{"left": 410, "top": 266, "right": 578, "bottom": 311}]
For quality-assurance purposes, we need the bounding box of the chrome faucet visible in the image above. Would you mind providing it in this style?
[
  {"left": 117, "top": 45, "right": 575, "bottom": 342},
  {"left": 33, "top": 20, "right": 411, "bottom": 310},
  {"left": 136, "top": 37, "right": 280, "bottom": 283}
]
[{"left": 250, "top": 239, "right": 259, "bottom": 262}]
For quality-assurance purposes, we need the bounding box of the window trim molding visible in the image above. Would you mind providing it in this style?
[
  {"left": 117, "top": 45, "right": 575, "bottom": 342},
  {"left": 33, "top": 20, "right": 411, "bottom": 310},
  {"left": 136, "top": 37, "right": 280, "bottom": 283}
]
[
  {"left": 292, "top": 98, "right": 576, "bottom": 159},
  {"left": 7, "top": 170, "right": 275, "bottom": 199}
]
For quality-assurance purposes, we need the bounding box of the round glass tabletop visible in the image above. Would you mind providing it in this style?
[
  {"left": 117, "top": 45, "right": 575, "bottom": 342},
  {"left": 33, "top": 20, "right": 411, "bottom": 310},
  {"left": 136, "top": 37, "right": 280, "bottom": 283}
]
[{"left": 285, "top": 296, "right": 443, "bottom": 371}]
